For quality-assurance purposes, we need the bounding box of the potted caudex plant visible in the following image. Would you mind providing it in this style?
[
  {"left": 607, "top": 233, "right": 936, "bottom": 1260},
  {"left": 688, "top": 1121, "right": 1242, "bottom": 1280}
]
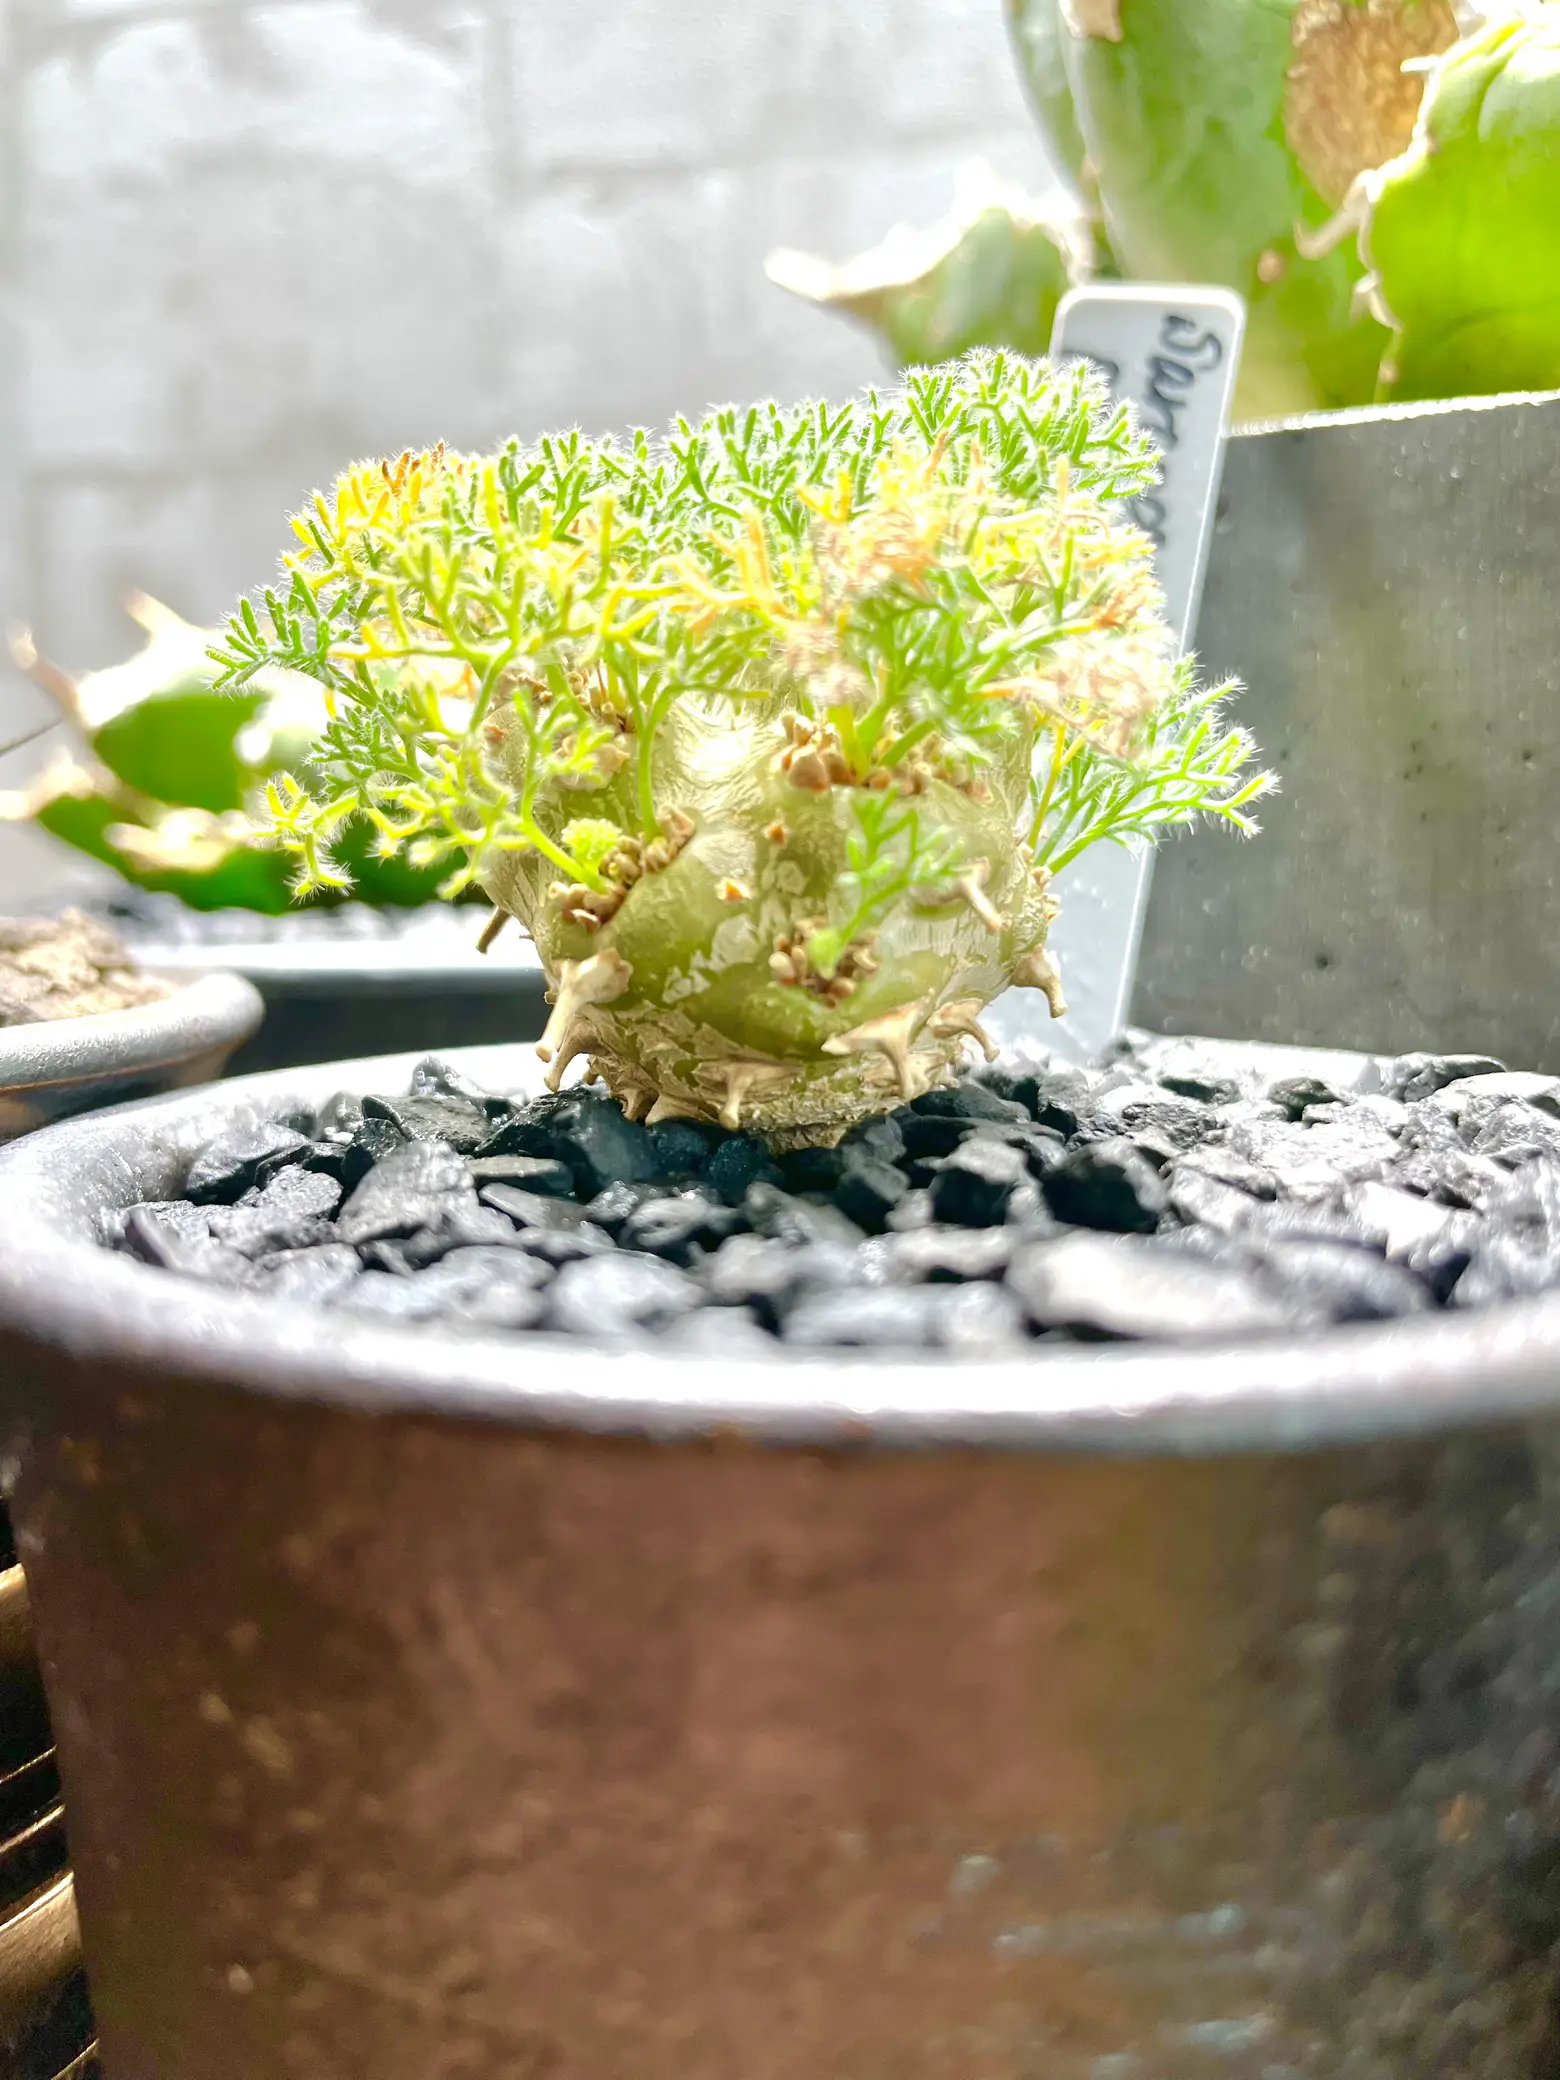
[{"left": 9, "top": 351, "right": 1560, "bottom": 2079}]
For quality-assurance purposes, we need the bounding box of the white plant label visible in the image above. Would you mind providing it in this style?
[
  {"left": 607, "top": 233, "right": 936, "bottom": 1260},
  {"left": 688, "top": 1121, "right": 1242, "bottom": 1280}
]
[{"left": 987, "top": 283, "right": 1246, "bottom": 1062}]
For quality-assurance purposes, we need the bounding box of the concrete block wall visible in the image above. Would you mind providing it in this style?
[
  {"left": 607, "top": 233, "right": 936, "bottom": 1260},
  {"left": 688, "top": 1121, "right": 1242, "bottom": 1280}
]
[{"left": 0, "top": 0, "right": 1056, "bottom": 905}]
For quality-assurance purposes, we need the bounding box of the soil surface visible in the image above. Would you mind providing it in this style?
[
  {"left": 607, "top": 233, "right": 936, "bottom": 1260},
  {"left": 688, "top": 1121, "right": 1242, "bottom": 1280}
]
[
  {"left": 0, "top": 910, "right": 170, "bottom": 1027},
  {"left": 102, "top": 1041, "right": 1560, "bottom": 1352}
]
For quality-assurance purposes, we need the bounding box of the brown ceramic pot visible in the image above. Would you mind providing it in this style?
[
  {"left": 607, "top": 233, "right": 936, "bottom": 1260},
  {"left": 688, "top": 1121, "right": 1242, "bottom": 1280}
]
[{"left": 3, "top": 1047, "right": 1560, "bottom": 2080}]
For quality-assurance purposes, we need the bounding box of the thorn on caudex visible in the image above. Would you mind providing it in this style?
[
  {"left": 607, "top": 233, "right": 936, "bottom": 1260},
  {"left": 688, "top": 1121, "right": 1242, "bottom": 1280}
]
[
  {"left": 708, "top": 1057, "right": 793, "bottom": 1131},
  {"left": 536, "top": 949, "right": 633, "bottom": 1088},
  {"left": 928, "top": 997, "right": 998, "bottom": 1062},
  {"left": 953, "top": 859, "right": 1004, "bottom": 933},
  {"left": 1013, "top": 943, "right": 1067, "bottom": 1019},
  {"left": 821, "top": 997, "right": 932, "bottom": 1100}
]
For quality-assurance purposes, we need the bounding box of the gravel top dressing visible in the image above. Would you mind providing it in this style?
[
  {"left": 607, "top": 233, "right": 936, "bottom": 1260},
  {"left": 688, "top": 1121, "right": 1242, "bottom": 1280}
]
[{"left": 100, "top": 1040, "right": 1560, "bottom": 1354}]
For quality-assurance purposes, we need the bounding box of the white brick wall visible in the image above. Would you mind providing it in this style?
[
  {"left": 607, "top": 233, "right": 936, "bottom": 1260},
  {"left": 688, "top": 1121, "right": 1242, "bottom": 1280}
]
[{"left": 0, "top": 0, "right": 1056, "bottom": 902}]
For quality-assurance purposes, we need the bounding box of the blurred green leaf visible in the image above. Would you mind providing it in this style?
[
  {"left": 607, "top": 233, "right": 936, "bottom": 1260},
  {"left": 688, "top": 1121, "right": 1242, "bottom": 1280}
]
[{"left": 91, "top": 682, "right": 268, "bottom": 814}]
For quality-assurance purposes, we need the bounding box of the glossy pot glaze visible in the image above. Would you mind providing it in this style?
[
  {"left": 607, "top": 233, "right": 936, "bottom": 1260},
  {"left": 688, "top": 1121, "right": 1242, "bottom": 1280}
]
[
  {"left": 0, "top": 972, "right": 262, "bottom": 1143},
  {"left": 4, "top": 1047, "right": 1560, "bottom": 2080}
]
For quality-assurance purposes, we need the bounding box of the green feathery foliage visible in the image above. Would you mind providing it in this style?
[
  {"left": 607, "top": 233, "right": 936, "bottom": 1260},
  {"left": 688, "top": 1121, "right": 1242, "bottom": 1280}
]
[{"left": 213, "top": 349, "right": 1271, "bottom": 1141}]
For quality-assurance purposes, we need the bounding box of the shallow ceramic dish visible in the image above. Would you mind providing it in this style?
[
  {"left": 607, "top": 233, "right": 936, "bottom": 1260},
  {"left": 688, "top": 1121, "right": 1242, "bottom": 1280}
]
[{"left": 0, "top": 971, "right": 263, "bottom": 1142}]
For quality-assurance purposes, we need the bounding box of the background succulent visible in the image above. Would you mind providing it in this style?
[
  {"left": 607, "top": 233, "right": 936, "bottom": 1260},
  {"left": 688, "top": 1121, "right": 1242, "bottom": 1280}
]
[
  {"left": 213, "top": 352, "right": 1269, "bottom": 1143},
  {"left": 2, "top": 594, "right": 450, "bottom": 913},
  {"left": 772, "top": 0, "right": 1554, "bottom": 422},
  {"left": 1302, "top": 7, "right": 1560, "bottom": 402}
]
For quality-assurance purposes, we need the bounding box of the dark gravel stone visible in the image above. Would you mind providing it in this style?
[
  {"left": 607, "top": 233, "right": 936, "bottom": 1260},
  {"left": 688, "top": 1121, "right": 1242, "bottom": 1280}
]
[
  {"left": 478, "top": 1182, "right": 596, "bottom": 1232},
  {"left": 1344, "top": 1181, "right": 1468, "bottom": 1260},
  {"left": 1085, "top": 1081, "right": 1214, "bottom": 1155},
  {"left": 1238, "top": 1198, "right": 1385, "bottom": 1252},
  {"left": 882, "top": 1226, "right": 1017, "bottom": 1283},
  {"left": 430, "top": 1247, "right": 553, "bottom": 1329},
  {"left": 583, "top": 1180, "right": 681, "bottom": 1231},
  {"left": 928, "top": 1137, "right": 1028, "bottom": 1226},
  {"left": 314, "top": 1091, "right": 365, "bottom": 1140},
  {"left": 344, "top": 1248, "right": 551, "bottom": 1328},
  {"left": 336, "top": 1138, "right": 474, "bottom": 1246},
  {"left": 783, "top": 1281, "right": 1028, "bottom": 1352},
  {"left": 252, "top": 1244, "right": 363, "bottom": 1307},
  {"left": 122, "top": 1206, "right": 253, "bottom": 1286},
  {"left": 407, "top": 1056, "right": 506, "bottom": 1109},
  {"left": 619, "top": 1193, "right": 745, "bottom": 1266},
  {"left": 466, "top": 1154, "right": 575, "bottom": 1197},
  {"left": 657, "top": 1307, "right": 776, "bottom": 1353},
  {"left": 506, "top": 1225, "right": 615, "bottom": 1266},
  {"left": 907, "top": 1083, "right": 1029, "bottom": 1125},
  {"left": 1115, "top": 1107, "right": 1214, "bottom": 1164},
  {"left": 781, "top": 1286, "right": 939, "bottom": 1349},
  {"left": 1388, "top": 1051, "right": 1507, "bottom": 1104},
  {"left": 777, "top": 1144, "right": 847, "bottom": 1194},
  {"left": 1248, "top": 1238, "right": 1433, "bottom": 1323},
  {"left": 648, "top": 1118, "right": 722, "bottom": 1177},
  {"left": 884, "top": 1188, "right": 936, "bottom": 1232},
  {"left": 338, "top": 1270, "right": 454, "bottom": 1322},
  {"left": 1173, "top": 1143, "right": 1281, "bottom": 1199},
  {"left": 206, "top": 1166, "right": 343, "bottom": 1258},
  {"left": 702, "top": 1133, "right": 785, "bottom": 1206},
  {"left": 1028, "top": 1069, "right": 1099, "bottom": 1138},
  {"left": 362, "top": 1092, "right": 490, "bottom": 1154},
  {"left": 743, "top": 1182, "right": 863, "bottom": 1247},
  {"left": 927, "top": 1283, "right": 1030, "bottom": 1351},
  {"left": 834, "top": 1157, "right": 908, "bottom": 1231},
  {"left": 700, "top": 1235, "right": 863, "bottom": 1317},
  {"left": 1159, "top": 1068, "right": 1245, "bottom": 1106},
  {"left": 110, "top": 1044, "right": 1560, "bottom": 1358},
  {"left": 1008, "top": 1233, "right": 1298, "bottom": 1342},
  {"left": 1042, "top": 1137, "right": 1168, "bottom": 1234},
  {"left": 1429, "top": 1070, "right": 1560, "bottom": 1121},
  {"left": 308, "top": 1114, "right": 405, "bottom": 1191},
  {"left": 119, "top": 1199, "right": 212, "bottom": 1259},
  {"left": 839, "top": 1114, "right": 907, "bottom": 1166},
  {"left": 478, "top": 1090, "right": 659, "bottom": 1194},
  {"left": 184, "top": 1122, "right": 314, "bottom": 1205},
  {"left": 897, "top": 1111, "right": 979, "bottom": 1160},
  {"left": 1166, "top": 1166, "right": 1261, "bottom": 1236},
  {"left": 547, "top": 1253, "right": 704, "bottom": 1336},
  {"left": 1225, "top": 1112, "right": 1399, "bottom": 1203},
  {"left": 1462, "top": 1097, "right": 1560, "bottom": 1167},
  {"left": 360, "top": 1203, "right": 520, "bottom": 1272},
  {"left": 1266, "top": 1074, "right": 1348, "bottom": 1121}
]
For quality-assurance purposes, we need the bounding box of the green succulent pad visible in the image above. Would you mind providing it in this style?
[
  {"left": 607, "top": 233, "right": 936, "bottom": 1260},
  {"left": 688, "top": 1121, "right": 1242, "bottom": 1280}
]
[
  {"left": 214, "top": 350, "right": 1271, "bottom": 1142},
  {"left": 2, "top": 595, "right": 452, "bottom": 914},
  {"left": 767, "top": 167, "right": 1096, "bottom": 371},
  {"left": 1049, "top": 0, "right": 1458, "bottom": 418},
  {"left": 1007, "top": 0, "right": 1096, "bottom": 200},
  {"left": 1312, "top": 9, "right": 1560, "bottom": 402}
]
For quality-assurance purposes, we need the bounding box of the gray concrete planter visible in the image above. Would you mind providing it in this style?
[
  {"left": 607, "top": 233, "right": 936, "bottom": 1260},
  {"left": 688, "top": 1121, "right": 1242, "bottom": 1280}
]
[
  {"left": 0, "top": 971, "right": 263, "bottom": 1142},
  {"left": 4, "top": 1045, "right": 1560, "bottom": 2077},
  {"left": 1137, "top": 386, "right": 1560, "bottom": 1074}
]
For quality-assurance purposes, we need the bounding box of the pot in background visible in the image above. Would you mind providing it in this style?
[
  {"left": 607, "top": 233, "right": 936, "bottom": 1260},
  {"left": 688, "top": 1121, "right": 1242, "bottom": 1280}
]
[
  {"left": 0, "top": 972, "right": 262, "bottom": 1143},
  {"left": 5, "top": 1047, "right": 1560, "bottom": 2077},
  {"left": 111, "top": 903, "right": 546, "bottom": 1075}
]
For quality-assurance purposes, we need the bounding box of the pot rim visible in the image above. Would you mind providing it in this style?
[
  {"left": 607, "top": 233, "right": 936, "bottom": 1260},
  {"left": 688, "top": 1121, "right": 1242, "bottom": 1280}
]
[
  {"left": 1, "top": 1040, "right": 1556, "bottom": 1459},
  {"left": 0, "top": 971, "right": 264, "bottom": 1096}
]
